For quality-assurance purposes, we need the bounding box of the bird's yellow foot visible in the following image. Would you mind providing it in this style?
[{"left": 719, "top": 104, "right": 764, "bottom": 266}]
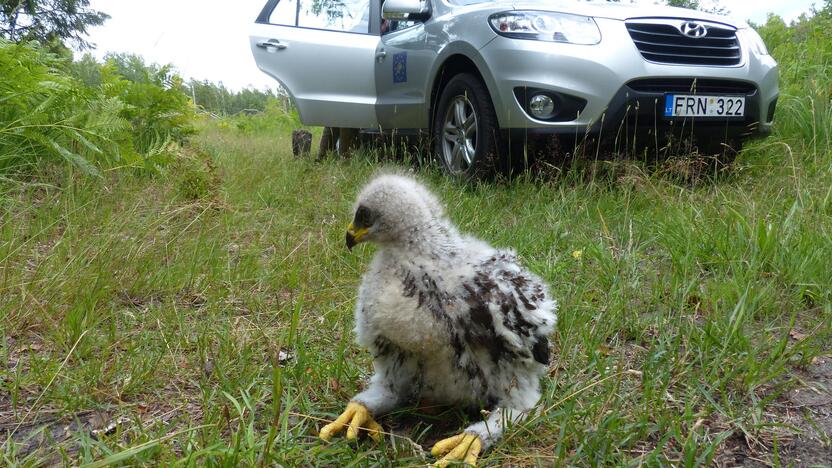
[
  {"left": 431, "top": 433, "right": 482, "bottom": 467},
  {"left": 319, "top": 402, "right": 382, "bottom": 442}
]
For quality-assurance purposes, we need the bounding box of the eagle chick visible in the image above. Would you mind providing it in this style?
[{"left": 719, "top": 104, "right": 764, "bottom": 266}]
[{"left": 320, "top": 174, "right": 557, "bottom": 466}]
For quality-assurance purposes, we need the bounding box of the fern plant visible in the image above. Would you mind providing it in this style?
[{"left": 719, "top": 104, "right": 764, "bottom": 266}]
[{"left": 0, "top": 40, "right": 127, "bottom": 176}]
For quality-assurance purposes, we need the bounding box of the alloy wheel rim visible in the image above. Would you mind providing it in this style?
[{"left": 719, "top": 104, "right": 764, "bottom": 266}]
[{"left": 441, "top": 95, "right": 478, "bottom": 173}]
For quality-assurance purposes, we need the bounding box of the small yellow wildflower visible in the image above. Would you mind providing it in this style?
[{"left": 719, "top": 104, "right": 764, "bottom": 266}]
[{"left": 572, "top": 250, "right": 583, "bottom": 259}]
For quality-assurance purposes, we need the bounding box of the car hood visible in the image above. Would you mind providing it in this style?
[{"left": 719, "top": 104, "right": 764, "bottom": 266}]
[{"left": 484, "top": 0, "right": 748, "bottom": 28}]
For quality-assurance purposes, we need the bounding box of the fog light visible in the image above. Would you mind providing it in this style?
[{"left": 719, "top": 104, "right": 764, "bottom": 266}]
[{"left": 529, "top": 94, "right": 555, "bottom": 119}]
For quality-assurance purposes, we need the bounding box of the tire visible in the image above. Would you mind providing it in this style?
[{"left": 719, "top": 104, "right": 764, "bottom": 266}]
[
  {"left": 432, "top": 73, "right": 503, "bottom": 178},
  {"left": 292, "top": 129, "right": 312, "bottom": 158},
  {"left": 318, "top": 127, "right": 337, "bottom": 160},
  {"left": 318, "top": 127, "right": 359, "bottom": 159}
]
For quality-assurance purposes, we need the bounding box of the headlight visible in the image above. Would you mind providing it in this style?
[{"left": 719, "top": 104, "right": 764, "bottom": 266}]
[
  {"left": 744, "top": 27, "right": 769, "bottom": 56},
  {"left": 489, "top": 11, "right": 601, "bottom": 45}
]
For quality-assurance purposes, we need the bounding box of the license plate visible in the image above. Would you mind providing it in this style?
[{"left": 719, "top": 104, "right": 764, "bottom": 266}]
[{"left": 664, "top": 94, "right": 745, "bottom": 118}]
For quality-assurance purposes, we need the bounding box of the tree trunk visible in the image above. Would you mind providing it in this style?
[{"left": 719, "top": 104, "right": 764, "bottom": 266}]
[{"left": 8, "top": 0, "right": 29, "bottom": 39}]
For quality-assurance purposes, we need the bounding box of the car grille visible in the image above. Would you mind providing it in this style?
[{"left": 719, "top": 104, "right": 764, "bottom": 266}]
[
  {"left": 626, "top": 20, "right": 742, "bottom": 66},
  {"left": 627, "top": 78, "right": 756, "bottom": 94}
]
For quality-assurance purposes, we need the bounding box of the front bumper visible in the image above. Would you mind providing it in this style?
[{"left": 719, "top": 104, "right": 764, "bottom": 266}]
[
  {"left": 515, "top": 79, "right": 776, "bottom": 140},
  {"left": 479, "top": 17, "right": 779, "bottom": 138}
]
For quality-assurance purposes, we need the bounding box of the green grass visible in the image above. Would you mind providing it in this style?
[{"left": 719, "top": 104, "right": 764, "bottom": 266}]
[{"left": 1, "top": 119, "right": 830, "bottom": 466}]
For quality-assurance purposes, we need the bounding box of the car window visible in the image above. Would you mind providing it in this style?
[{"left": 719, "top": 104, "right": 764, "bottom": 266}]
[
  {"left": 382, "top": 18, "right": 420, "bottom": 34},
  {"left": 269, "top": 0, "right": 298, "bottom": 25},
  {"left": 297, "top": 0, "right": 372, "bottom": 33}
]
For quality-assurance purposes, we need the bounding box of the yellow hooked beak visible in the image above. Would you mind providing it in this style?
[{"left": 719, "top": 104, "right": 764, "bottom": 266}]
[{"left": 346, "top": 223, "right": 369, "bottom": 250}]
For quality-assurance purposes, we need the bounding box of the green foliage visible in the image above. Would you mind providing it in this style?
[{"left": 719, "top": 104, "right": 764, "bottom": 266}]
[
  {"left": 189, "top": 79, "right": 282, "bottom": 116},
  {"left": 70, "top": 52, "right": 102, "bottom": 87},
  {"left": 222, "top": 98, "right": 303, "bottom": 134},
  {"left": 664, "top": 0, "right": 701, "bottom": 9},
  {"left": 0, "top": 41, "right": 195, "bottom": 176},
  {"left": 0, "top": 0, "right": 109, "bottom": 50},
  {"left": 171, "top": 146, "right": 221, "bottom": 201},
  {"left": 100, "top": 53, "right": 195, "bottom": 155},
  {"left": 0, "top": 40, "right": 127, "bottom": 176},
  {"left": 757, "top": 7, "right": 832, "bottom": 157}
]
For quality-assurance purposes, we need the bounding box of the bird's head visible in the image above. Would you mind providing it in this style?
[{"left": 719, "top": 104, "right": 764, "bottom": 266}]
[{"left": 346, "top": 174, "right": 445, "bottom": 250}]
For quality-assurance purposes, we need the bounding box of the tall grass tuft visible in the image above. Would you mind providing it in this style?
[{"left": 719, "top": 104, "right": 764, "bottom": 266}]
[{"left": 758, "top": 6, "right": 832, "bottom": 160}]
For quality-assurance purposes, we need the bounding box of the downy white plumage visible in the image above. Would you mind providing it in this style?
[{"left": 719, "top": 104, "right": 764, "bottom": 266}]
[{"left": 320, "top": 174, "right": 557, "bottom": 466}]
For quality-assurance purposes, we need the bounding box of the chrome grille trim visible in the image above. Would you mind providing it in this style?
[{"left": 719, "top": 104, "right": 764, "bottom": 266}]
[{"left": 626, "top": 19, "right": 742, "bottom": 67}]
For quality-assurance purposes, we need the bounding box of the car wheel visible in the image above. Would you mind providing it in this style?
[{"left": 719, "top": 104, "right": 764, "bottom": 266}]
[
  {"left": 318, "top": 127, "right": 337, "bottom": 160},
  {"left": 318, "top": 127, "right": 359, "bottom": 159},
  {"left": 433, "top": 73, "right": 502, "bottom": 178}
]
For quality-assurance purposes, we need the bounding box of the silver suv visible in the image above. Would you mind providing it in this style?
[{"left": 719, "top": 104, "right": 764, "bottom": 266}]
[{"left": 251, "top": 0, "right": 778, "bottom": 176}]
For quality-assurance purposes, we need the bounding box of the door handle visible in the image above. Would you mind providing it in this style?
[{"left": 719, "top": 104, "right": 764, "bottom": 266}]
[
  {"left": 257, "top": 40, "right": 288, "bottom": 51},
  {"left": 375, "top": 49, "right": 387, "bottom": 62}
]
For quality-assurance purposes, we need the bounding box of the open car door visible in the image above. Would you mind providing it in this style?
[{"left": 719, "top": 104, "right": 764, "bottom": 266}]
[{"left": 251, "top": 0, "right": 381, "bottom": 128}]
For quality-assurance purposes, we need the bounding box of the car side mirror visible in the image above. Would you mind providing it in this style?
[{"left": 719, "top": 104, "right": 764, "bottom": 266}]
[{"left": 383, "top": 0, "right": 430, "bottom": 21}]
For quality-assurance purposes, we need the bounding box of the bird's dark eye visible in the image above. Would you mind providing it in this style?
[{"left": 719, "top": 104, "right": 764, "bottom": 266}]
[{"left": 354, "top": 205, "right": 375, "bottom": 228}]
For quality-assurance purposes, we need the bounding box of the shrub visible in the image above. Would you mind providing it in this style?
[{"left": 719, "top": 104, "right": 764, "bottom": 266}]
[
  {"left": 100, "top": 53, "right": 195, "bottom": 154},
  {"left": 171, "top": 145, "right": 221, "bottom": 201},
  {"left": 0, "top": 40, "right": 127, "bottom": 175},
  {"left": 225, "top": 98, "right": 302, "bottom": 135},
  {"left": 0, "top": 42, "right": 196, "bottom": 176}
]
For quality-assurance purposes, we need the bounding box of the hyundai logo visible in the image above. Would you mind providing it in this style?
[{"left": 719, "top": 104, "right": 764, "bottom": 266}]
[{"left": 680, "top": 22, "right": 708, "bottom": 38}]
